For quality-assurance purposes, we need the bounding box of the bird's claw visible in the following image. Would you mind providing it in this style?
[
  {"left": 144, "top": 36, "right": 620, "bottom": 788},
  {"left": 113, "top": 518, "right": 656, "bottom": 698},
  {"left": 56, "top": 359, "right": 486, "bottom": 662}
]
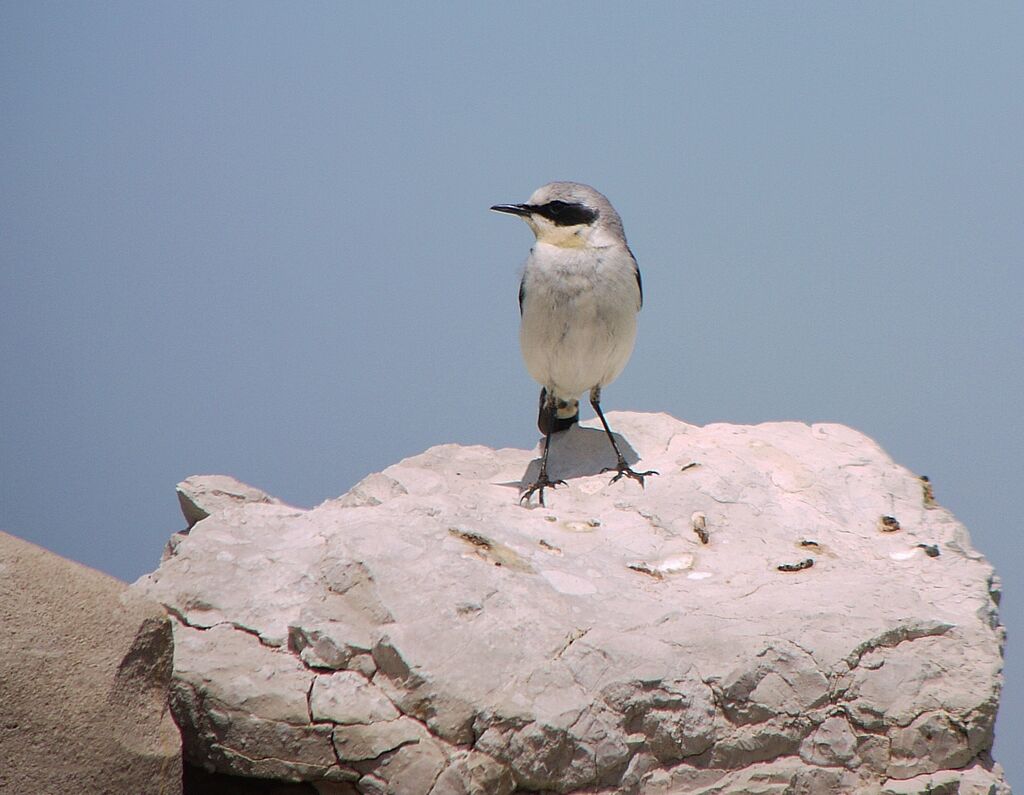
[
  {"left": 601, "top": 463, "right": 659, "bottom": 488},
  {"left": 520, "top": 476, "right": 566, "bottom": 507}
]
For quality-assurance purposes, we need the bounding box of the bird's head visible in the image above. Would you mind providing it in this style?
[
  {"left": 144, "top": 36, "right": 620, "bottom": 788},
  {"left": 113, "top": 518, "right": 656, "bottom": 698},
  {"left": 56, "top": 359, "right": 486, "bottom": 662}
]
[{"left": 490, "top": 182, "right": 626, "bottom": 249}]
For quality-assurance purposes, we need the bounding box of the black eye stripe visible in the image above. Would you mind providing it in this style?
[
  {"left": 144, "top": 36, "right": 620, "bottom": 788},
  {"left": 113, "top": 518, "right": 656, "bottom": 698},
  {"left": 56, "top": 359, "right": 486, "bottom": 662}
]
[{"left": 526, "top": 200, "right": 598, "bottom": 227}]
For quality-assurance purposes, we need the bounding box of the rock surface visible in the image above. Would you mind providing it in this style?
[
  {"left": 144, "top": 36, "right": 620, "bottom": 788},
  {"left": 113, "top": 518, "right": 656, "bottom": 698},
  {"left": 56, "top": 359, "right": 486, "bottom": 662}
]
[
  {"left": 132, "top": 412, "right": 1009, "bottom": 794},
  {"left": 0, "top": 531, "right": 182, "bottom": 794}
]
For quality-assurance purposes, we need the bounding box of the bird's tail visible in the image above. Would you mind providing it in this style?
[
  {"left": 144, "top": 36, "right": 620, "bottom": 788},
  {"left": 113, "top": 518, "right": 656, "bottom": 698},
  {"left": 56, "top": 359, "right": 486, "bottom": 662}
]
[{"left": 538, "top": 388, "right": 579, "bottom": 435}]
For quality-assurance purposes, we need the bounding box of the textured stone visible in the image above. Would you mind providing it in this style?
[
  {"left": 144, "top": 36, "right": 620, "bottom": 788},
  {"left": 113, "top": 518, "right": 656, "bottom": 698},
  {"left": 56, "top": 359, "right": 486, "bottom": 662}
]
[
  {"left": 132, "top": 412, "right": 1009, "bottom": 793},
  {"left": 177, "top": 474, "right": 284, "bottom": 528},
  {"left": 170, "top": 623, "right": 349, "bottom": 782},
  {"left": 430, "top": 750, "right": 516, "bottom": 795},
  {"left": 311, "top": 671, "right": 399, "bottom": 725},
  {"left": 0, "top": 531, "right": 181, "bottom": 794},
  {"left": 332, "top": 717, "right": 428, "bottom": 762},
  {"left": 881, "top": 758, "right": 1010, "bottom": 795}
]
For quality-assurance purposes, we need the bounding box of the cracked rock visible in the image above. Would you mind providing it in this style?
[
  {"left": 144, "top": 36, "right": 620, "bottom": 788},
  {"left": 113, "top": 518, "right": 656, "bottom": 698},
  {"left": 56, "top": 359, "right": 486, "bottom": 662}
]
[
  {"left": 131, "top": 412, "right": 1010, "bottom": 793},
  {"left": 333, "top": 717, "right": 429, "bottom": 762},
  {"left": 311, "top": 671, "right": 399, "bottom": 725}
]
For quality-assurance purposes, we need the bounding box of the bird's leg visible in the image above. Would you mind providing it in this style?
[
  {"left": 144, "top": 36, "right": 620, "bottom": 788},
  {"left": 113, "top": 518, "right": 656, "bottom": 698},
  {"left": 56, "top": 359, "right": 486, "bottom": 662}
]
[
  {"left": 590, "top": 387, "right": 659, "bottom": 487},
  {"left": 521, "top": 390, "right": 566, "bottom": 507}
]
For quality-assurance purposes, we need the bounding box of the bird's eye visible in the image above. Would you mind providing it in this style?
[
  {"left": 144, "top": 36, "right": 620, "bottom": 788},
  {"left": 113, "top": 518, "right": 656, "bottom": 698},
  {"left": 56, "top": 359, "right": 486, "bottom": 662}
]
[{"left": 546, "top": 201, "right": 566, "bottom": 216}]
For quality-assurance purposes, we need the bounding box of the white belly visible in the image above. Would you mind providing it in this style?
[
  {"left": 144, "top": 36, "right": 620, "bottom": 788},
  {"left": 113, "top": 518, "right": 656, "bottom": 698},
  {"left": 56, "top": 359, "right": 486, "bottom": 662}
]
[{"left": 519, "top": 245, "right": 640, "bottom": 401}]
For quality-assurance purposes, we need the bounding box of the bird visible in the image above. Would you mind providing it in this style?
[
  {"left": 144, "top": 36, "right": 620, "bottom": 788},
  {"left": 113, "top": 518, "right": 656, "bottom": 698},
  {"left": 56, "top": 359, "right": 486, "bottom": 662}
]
[{"left": 491, "top": 181, "right": 657, "bottom": 506}]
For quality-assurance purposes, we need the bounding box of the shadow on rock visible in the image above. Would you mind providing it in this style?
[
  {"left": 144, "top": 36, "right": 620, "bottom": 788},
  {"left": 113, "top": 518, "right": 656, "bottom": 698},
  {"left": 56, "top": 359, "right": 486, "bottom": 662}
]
[{"left": 520, "top": 424, "right": 639, "bottom": 486}]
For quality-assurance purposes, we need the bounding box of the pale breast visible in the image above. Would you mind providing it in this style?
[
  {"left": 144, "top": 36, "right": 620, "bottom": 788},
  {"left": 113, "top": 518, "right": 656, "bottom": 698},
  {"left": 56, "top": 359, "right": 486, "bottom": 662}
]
[{"left": 519, "top": 246, "right": 640, "bottom": 398}]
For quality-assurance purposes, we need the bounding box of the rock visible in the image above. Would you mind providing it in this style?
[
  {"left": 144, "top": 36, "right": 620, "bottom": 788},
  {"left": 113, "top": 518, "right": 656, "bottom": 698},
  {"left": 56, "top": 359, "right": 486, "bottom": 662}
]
[
  {"left": 177, "top": 474, "right": 284, "bottom": 528},
  {"left": 0, "top": 531, "right": 182, "bottom": 794},
  {"left": 132, "top": 412, "right": 1010, "bottom": 793},
  {"left": 163, "top": 475, "right": 287, "bottom": 561}
]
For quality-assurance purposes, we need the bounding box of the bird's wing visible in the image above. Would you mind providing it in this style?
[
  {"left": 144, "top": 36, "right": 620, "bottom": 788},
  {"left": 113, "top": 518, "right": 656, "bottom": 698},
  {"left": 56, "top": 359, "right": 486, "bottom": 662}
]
[{"left": 627, "top": 244, "right": 643, "bottom": 309}]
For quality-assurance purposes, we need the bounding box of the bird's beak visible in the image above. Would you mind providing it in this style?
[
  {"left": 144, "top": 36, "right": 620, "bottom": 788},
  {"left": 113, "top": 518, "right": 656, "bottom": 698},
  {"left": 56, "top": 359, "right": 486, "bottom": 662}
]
[{"left": 490, "top": 203, "right": 532, "bottom": 217}]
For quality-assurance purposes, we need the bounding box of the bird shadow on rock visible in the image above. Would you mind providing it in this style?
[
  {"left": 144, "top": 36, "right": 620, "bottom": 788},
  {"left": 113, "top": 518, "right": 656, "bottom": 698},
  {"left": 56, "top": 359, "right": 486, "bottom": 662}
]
[{"left": 516, "top": 424, "right": 640, "bottom": 488}]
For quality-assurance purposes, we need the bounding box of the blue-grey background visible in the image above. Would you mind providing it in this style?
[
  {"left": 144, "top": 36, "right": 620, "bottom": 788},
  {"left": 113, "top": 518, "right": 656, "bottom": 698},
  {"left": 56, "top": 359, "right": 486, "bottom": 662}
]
[{"left": 2, "top": 2, "right": 1020, "bottom": 783}]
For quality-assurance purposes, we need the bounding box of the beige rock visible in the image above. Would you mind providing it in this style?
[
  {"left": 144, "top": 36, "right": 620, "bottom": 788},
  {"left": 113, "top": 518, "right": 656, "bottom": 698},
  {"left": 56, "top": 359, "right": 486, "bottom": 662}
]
[{"left": 0, "top": 531, "right": 181, "bottom": 794}]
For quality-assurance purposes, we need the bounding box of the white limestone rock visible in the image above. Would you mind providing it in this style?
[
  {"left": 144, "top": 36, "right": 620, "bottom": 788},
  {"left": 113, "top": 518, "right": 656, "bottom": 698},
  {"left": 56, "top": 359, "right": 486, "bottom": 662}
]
[
  {"left": 132, "top": 412, "right": 1009, "bottom": 793},
  {"left": 176, "top": 473, "right": 283, "bottom": 528},
  {"left": 164, "top": 474, "right": 288, "bottom": 560}
]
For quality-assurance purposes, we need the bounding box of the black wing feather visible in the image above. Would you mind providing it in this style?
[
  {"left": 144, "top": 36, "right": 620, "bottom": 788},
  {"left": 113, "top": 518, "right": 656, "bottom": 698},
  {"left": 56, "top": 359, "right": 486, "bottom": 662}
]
[{"left": 627, "top": 244, "right": 643, "bottom": 308}]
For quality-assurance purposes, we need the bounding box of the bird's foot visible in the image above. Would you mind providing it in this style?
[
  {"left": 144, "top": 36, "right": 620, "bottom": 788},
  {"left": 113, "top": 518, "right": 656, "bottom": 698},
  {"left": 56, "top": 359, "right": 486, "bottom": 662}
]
[
  {"left": 520, "top": 474, "right": 566, "bottom": 507},
  {"left": 602, "top": 459, "right": 659, "bottom": 488}
]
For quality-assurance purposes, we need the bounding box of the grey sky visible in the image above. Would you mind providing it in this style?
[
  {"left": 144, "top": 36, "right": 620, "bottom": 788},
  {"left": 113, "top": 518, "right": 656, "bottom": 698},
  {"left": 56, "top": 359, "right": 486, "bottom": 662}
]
[{"left": 2, "top": 2, "right": 1021, "bottom": 783}]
